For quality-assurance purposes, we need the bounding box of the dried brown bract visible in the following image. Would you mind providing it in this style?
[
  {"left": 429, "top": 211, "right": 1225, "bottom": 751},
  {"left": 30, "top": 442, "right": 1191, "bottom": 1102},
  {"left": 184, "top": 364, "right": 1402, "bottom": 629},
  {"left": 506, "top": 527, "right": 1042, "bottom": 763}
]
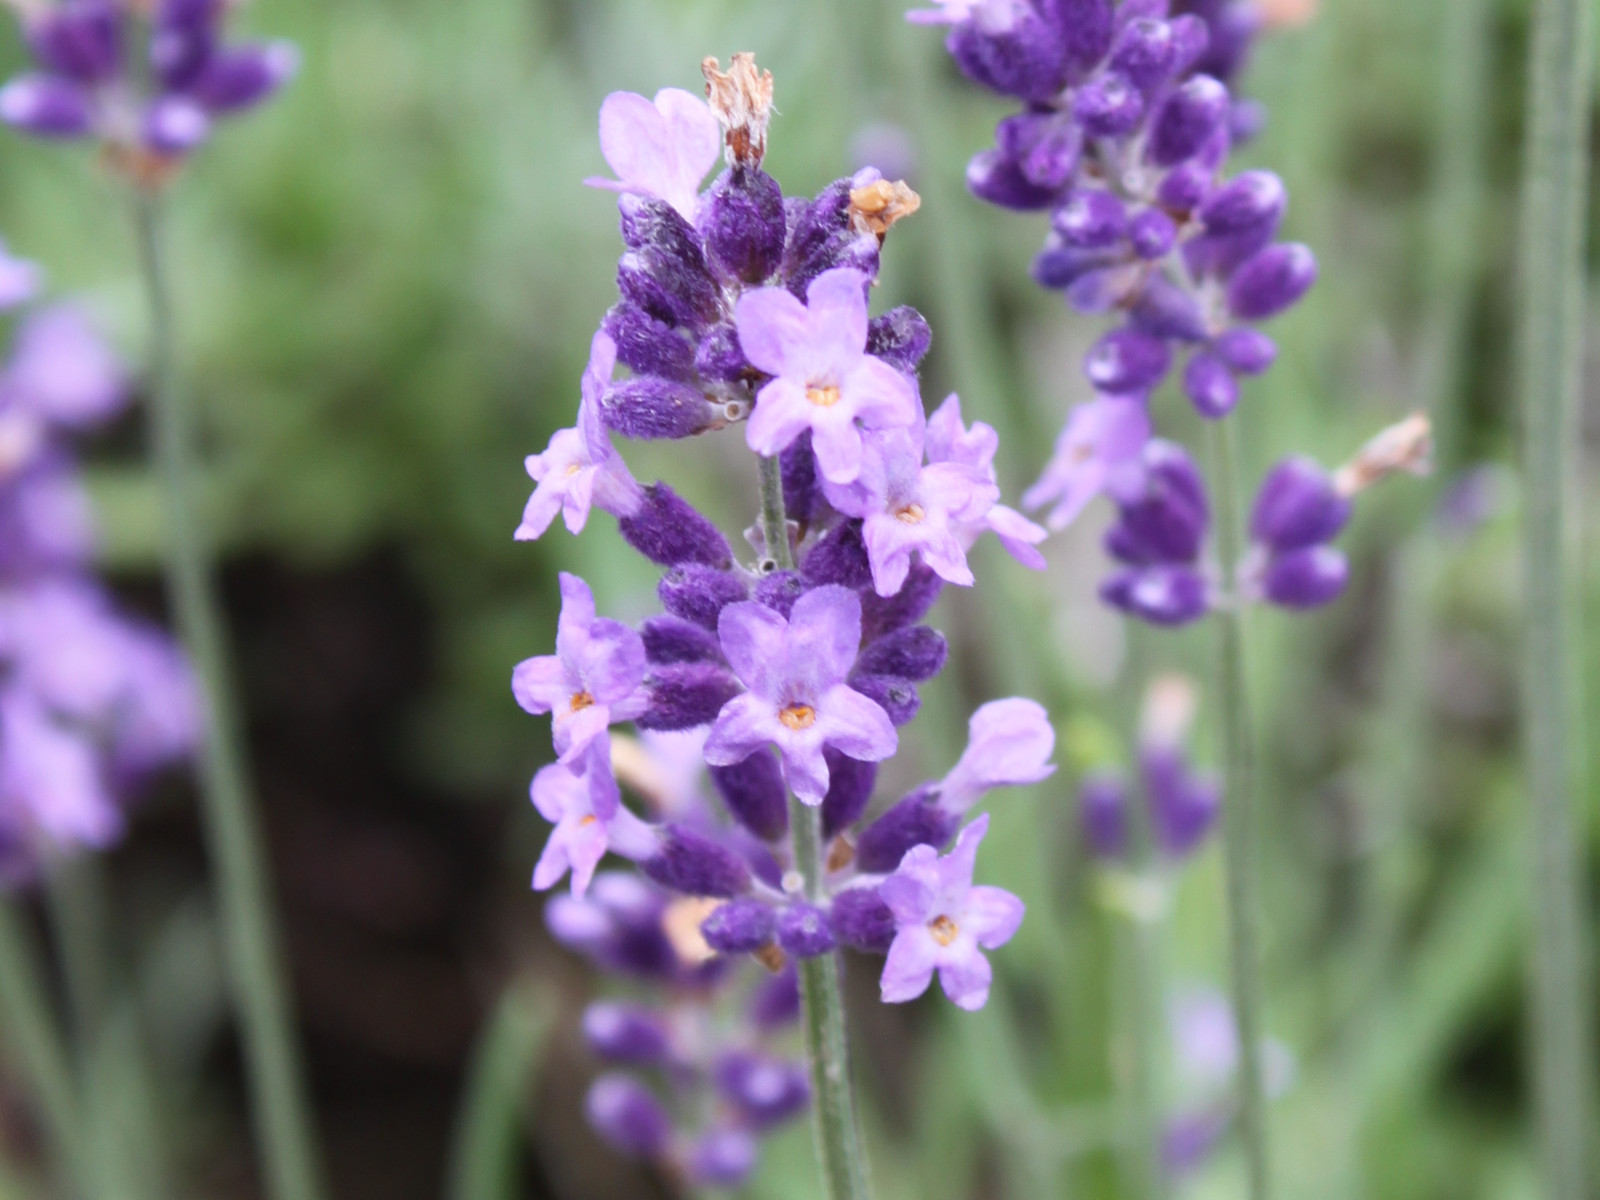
[
  {"left": 702, "top": 52, "right": 775, "bottom": 168},
  {"left": 848, "top": 178, "right": 922, "bottom": 239}
]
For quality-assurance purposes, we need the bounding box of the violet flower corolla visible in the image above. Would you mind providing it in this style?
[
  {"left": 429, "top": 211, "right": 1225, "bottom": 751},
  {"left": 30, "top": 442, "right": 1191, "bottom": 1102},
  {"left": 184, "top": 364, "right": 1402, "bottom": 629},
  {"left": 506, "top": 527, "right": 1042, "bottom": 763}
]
[
  {"left": 0, "top": 258, "right": 196, "bottom": 884},
  {"left": 514, "top": 53, "right": 1059, "bottom": 1191},
  {"left": 0, "top": 0, "right": 298, "bottom": 179}
]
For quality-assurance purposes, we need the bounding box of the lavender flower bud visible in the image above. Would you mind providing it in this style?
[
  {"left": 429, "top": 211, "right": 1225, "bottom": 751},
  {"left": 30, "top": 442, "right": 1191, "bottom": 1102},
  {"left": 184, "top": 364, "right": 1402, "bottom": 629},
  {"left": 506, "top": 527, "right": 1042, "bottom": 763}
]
[
  {"left": 1085, "top": 328, "right": 1173, "bottom": 395},
  {"left": 859, "top": 563, "right": 942, "bottom": 642},
  {"left": 752, "top": 569, "right": 804, "bottom": 618},
  {"left": 714, "top": 1053, "right": 811, "bottom": 1128},
  {"left": 1073, "top": 72, "right": 1145, "bottom": 138},
  {"left": 855, "top": 626, "right": 949, "bottom": 681},
  {"left": 701, "top": 898, "right": 777, "bottom": 953},
  {"left": 0, "top": 75, "right": 93, "bottom": 138},
  {"left": 855, "top": 787, "right": 959, "bottom": 874},
  {"left": 820, "top": 750, "right": 878, "bottom": 839},
  {"left": 1107, "top": 440, "right": 1209, "bottom": 564},
  {"left": 601, "top": 376, "right": 715, "bottom": 440},
  {"left": 781, "top": 431, "right": 823, "bottom": 525},
  {"left": 27, "top": 2, "right": 120, "bottom": 84},
  {"left": 709, "top": 752, "right": 789, "bottom": 842},
  {"left": 1079, "top": 773, "right": 1129, "bottom": 858},
  {"left": 947, "top": 13, "right": 1069, "bottom": 105},
  {"left": 776, "top": 904, "right": 836, "bottom": 958},
  {"left": 1147, "top": 75, "right": 1230, "bottom": 167},
  {"left": 659, "top": 564, "right": 748, "bottom": 629},
  {"left": 694, "top": 323, "right": 749, "bottom": 382},
  {"left": 603, "top": 303, "right": 696, "bottom": 383},
  {"left": 586, "top": 1075, "right": 672, "bottom": 1158},
  {"left": 1130, "top": 277, "right": 1208, "bottom": 342},
  {"left": 583, "top": 1002, "right": 671, "bottom": 1064},
  {"left": 1156, "top": 161, "right": 1214, "bottom": 214},
  {"left": 1032, "top": 241, "right": 1117, "bottom": 291},
  {"left": 1250, "top": 457, "right": 1350, "bottom": 553},
  {"left": 620, "top": 485, "right": 732, "bottom": 568},
  {"left": 1167, "top": 13, "right": 1213, "bottom": 74},
  {"left": 144, "top": 95, "right": 211, "bottom": 154},
  {"left": 1110, "top": 17, "right": 1178, "bottom": 90},
  {"left": 1053, "top": 190, "right": 1128, "bottom": 249},
  {"left": 1144, "top": 750, "right": 1220, "bottom": 857},
  {"left": 782, "top": 179, "right": 852, "bottom": 277},
  {"left": 638, "top": 663, "right": 741, "bottom": 731},
  {"left": 1198, "top": 170, "right": 1286, "bottom": 239},
  {"left": 688, "top": 1128, "right": 759, "bottom": 1189},
  {"left": 1213, "top": 328, "right": 1277, "bottom": 375},
  {"left": 1226, "top": 243, "right": 1317, "bottom": 320},
  {"left": 966, "top": 148, "right": 1061, "bottom": 211},
  {"left": 800, "top": 521, "right": 873, "bottom": 589},
  {"left": 849, "top": 674, "right": 920, "bottom": 727},
  {"left": 1128, "top": 209, "right": 1178, "bottom": 260},
  {"left": 639, "top": 615, "right": 723, "bottom": 665},
  {"left": 1261, "top": 545, "right": 1348, "bottom": 609},
  {"left": 617, "top": 254, "right": 716, "bottom": 331},
  {"left": 995, "top": 110, "right": 1082, "bottom": 190},
  {"left": 1101, "top": 565, "right": 1210, "bottom": 626},
  {"left": 828, "top": 885, "right": 897, "bottom": 952},
  {"left": 1049, "top": 0, "right": 1115, "bottom": 74},
  {"left": 641, "top": 826, "right": 752, "bottom": 897},
  {"left": 1183, "top": 353, "right": 1240, "bottom": 419},
  {"left": 866, "top": 307, "right": 933, "bottom": 374},
  {"left": 705, "top": 166, "right": 786, "bottom": 283},
  {"left": 192, "top": 42, "right": 299, "bottom": 112},
  {"left": 750, "top": 966, "right": 802, "bottom": 1028}
]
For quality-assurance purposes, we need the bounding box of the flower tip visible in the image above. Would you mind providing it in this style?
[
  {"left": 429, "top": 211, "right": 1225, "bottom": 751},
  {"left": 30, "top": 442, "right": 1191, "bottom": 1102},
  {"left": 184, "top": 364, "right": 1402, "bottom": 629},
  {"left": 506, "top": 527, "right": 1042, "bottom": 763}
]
[{"left": 1333, "top": 413, "right": 1433, "bottom": 497}]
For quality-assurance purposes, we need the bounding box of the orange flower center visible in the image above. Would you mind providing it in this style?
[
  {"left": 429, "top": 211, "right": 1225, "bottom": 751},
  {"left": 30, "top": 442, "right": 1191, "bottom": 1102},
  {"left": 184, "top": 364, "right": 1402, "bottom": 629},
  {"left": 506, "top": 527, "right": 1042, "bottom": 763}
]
[
  {"left": 564, "top": 461, "right": 584, "bottom": 477},
  {"left": 569, "top": 690, "right": 596, "bottom": 712},
  {"left": 806, "top": 385, "right": 842, "bottom": 408},
  {"left": 779, "top": 704, "right": 817, "bottom": 730},
  {"left": 579, "top": 814, "right": 597, "bottom": 828},
  {"left": 894, "top": 503, "right": 926, "bottom": 525},
  {"left": 928, "top": 915, "right": 959, "bottom": 947}
]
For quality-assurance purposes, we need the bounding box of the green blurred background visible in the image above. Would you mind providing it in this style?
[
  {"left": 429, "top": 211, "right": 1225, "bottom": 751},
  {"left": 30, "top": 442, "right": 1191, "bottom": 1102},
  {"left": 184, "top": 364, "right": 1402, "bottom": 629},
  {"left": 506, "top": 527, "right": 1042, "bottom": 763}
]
[{"left": 0, "top": 0, "right": 1593, "bottom": 1196}]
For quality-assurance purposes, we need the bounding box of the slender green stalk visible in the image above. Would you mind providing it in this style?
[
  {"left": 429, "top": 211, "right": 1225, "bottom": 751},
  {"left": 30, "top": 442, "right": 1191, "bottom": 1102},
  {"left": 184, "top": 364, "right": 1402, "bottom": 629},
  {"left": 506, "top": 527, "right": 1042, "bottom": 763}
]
[
  {"left": 757, "top": 455, "right": 873, "bottom": 1200},
  {"left": 0, "top": 898, "right": 91, "bottom": 1194},
  {"left": 132, "top": 195, "right": 327, "bottom": 1200},
  {"left": 1205, "top": 420, "right": 1270, "bottom": 1200},
  {"left": 447, "top": 981, "right": 552, "bottom": 1200},
  {"left": 1516, "top": 0, "right": 1596, "bottom": 1193}
]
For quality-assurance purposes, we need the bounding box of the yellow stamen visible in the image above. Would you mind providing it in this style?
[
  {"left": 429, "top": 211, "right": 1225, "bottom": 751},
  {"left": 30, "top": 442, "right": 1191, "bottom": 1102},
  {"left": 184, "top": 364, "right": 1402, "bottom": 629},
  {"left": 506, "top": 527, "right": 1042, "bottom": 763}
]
[
  {"left": 569, "top": 691, "right": 595, "bottom": 712},
  {"left": 779, "top": 704, "right": 816, "bottom": 731},
  {"left": 894, "top": 503, "right": 926, "bottom": 525},
  {"left": 928, "top": 915, "right": 959, "bottom": 947},
  {"left": 806, "top": 385, "right": 842, "bottom": 408}
]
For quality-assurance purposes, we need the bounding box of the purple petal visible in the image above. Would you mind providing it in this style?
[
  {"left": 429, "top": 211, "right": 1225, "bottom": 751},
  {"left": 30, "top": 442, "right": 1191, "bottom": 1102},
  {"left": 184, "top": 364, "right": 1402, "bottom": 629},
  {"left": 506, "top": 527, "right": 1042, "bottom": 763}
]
[
  {"left": 964, "top": 885, "right": 1025, "bottom": 949},
  {"left": 192, "top": 41, "right": 299, "bottom": 112},
  {"left": 7, "top": 305, "right": 125, "bottom": 426},
  {"left": 572, "top": 617, "right": 647, "bottom": 705},
  {"left": 880, "top": 927, "right": 938, "bottom": 1003},
  {"left": 716, "top": 601, "right": 787, "bottom": 699},
  {"left": 144, "top": 93, "right": 211, "bottom": 154},
  {"left": 987, "top": 505, "right": 1048, "bottom": 568},
  {"left": 594, "top": 88, "right": 718, "bottom": 218},
  {"left": 776, "top": 732, "right": 831, "bottom": 807},
  {"left": 802, "top": 268, "right": 872, "bottom": 376},
  {"left": 815, "top": 684, "right": 897, "bottom": 764},
  {"left": 511, "top": 654, "right": 567, "bottom": 714},
  {"left": 879, "top": 843, "right": 939, "bottom": 923},
  {"left": 936, "top": 812, "right": 989, "bottom": 898},
  {"left": 809, "top": 412, "right": 868, "bottom": 485},
  {"left": 840, "top": 355, "right": 919, "bottom": 430},
  {"left": 704, "top": 692, "right": 785, "bottom": 768},
  {"left": 735, "top": 286, "right": 814, "bottom": 377},
  {"left": 746, "top": 377, "right": 816, "bottom": 459},
  {"left": 939, "top": 698, "right": 1056, "bottom": 811},
  {"left": 0, "top": 74, "right": 93, "bottom": 138},
  {"left": 785, "top": 585, "right": 862, "bottom": 694},
  {"left": 529, "top": 760, "right": 586, "bottom": 823},
  {"left": 937, "top": 945, "right": 993, "bottom": 1011}
]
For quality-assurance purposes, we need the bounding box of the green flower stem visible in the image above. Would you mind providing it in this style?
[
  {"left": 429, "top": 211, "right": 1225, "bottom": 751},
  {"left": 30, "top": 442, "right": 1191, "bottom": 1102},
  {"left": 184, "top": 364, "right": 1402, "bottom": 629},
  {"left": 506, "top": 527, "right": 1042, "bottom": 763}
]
[
  {"left": 1516, "top": 0, "right": 1596, "bottom": 1193},
  {"left": 757, "top": 453, "right": 873, "bottom": 1200},
  {"left": 132, "top": 195, "right": 327, "bottom": 1200},
  {"left": 1205, "top": 419, "right": 1270, "bottom": 1200}
]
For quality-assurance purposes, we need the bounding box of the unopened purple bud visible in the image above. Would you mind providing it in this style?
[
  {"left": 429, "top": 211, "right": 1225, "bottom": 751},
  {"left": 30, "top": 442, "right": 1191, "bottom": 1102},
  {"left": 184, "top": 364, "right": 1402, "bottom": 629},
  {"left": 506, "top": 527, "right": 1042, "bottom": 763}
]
[
  {"left": 855, "top": 626, "right": 948, "bottom": 682},
  {"left": 1261, "top": 545, "right": 1348, "bottom": 609},
  {"left": 709, "top": 752, "right": 788, "bottom": 842},
  {"left": 947, "top": 14, "right": 1070, "bottom": 105},
  {"left": 859, "top": 563, "right": 943, "bottom": 642},
  {"left": 144, "top": 94, "right": 211, "bottom": 153},
  {"left": 639, "top": 615, "right": 723, "bottom": 665},
  {"left": 1213, "top": 328, "right": 1277, "bottom": 375},
  {"left": 1144, "top": 751, "right": 1220, "bottom": 857},
  {"left": 1183, "top": 353, "right": 1240, "bottom": 419},
  {"left": 586, "top": 1075, "right": 672, "bottom": 1159},
  {"left": 828, "top": 885, "right": 897, "bottom": 952},
  {"left": 776, "top": 904, "right": 835, "bottom": 958},
  {"left": 0, "top": 75, "right": 93, "bottom": 138},
  {"left": 620, "top": 484, "right": 732, "bottom": 568},
  {"left": 781, "top": 430, "right": 823, "bottom": 525},
  {"left": 705, "top": 166, "right": 787, "bottom": 284},
  {"left": 1130, "top": 277, "right": 1208, "bottom": 342},
  {"left": 694, "top": 323, "right": 749, "bottom": 382},
  {"left": 617, "top": 254, "right": 713, "bottom": 330},
  {"left": 821, "top": 750, "right": 878, "bottom": 839},
  {"left": 801, "top": 521, "right": 873, "bottom": 589},
  {"left": 1226, "top": 243, "right": 1317, "bottom": 320},
  {"left": 1156, "top": 161, "right": 1214, "bottom": 214},
  {"left": 1147, "top": 75, "right": 1230, "bottom": 167},
  {"left": 752, "top": 569, "right": 804, "bottom": 619},
  {"left": 1085, "top": 328, "right": 1173, "bottom": 396},
  {"left": 1107, "top": 441, "right": 1209, "bottom": 564},
  {"left": 583, "top": 1002, "right": 670, "bottom": 1064},
  {"left": 866, "top": 307, "right": 933, "bottom": 374},
  {"left": 601, "top": 376, "right": 715, "bottom": 440},
  {"left": 1199, "top": 170, "right": 1286, "bottom": 239},
  {"left": 1101, "top": 565, "right": 1210, "bottom": 626},
  {"left": 1128, "top": 209, "right": 1178, "bottom": 259},
  {"left": 603, "top": 304, "right": 696, "bottom": 382},
  {"left": 1073, "top": 71, "right": 1145, "bottom": 138},
  {"left": 701, "top": 898, "right": 777, "bottom": 953},
  {"left": 688, "top": 1128, "right": 759, "bottom": 1189},
  {"left": 658, "top": 564, "right": 747, "bottom": 629},
  {"left": 1110, "top": 17, "right": 1178, "bottom": 90},
  {"left": 1167, "top": 13, "right": 1212, "bottom": 73},
  {"left": 1079, "top": 773, "right": 1129, "bottom": 858},
  {"left": 192, "top": 41, "right": 299, "bottom": 112},
  {"left": 749, "top": 965, "right": 802, "bottom": 1028},
  {"left": 850, "top": 674, "right": 920, "bottom": 727},
  {"left": 28, "top": 2, "right": 121, "bottom": 84},
  {"left": 1053, "top": 190, "right": 1127, "bottom": 249},
  {"left": 1050, "top": 0, "right": 1116, "bottom": 74},
  {"left": 966, "top": 148, "right": 1061, "bottom": 211},
  {"left": 855, "top": 788, "right": 960, "bottom": 874},
  {"left": 1033, "top": 240, "right": 1117, "bottom": 291},
  {"left": 1251, "top": 457, "right": 1350, "bottom": 552},
  {"left": 637, "top": 662, "right": 740, "bottom": 731},
  {"left": 995, "top": 110, "right": 1082, "bottom": 190},
  {"left": 641, "top": 826, "right": 751, "bottom": 897},
  {"left": 715, "top": 1053, "right": 811, "bottom": 1129}
]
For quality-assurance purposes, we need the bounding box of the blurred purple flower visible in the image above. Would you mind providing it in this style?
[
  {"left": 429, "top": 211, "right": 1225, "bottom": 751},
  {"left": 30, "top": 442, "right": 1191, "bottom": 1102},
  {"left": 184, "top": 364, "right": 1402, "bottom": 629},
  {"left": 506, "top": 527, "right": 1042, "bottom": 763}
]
[{"left": 585, "top": 88, "right": 722, "bottom": 220}]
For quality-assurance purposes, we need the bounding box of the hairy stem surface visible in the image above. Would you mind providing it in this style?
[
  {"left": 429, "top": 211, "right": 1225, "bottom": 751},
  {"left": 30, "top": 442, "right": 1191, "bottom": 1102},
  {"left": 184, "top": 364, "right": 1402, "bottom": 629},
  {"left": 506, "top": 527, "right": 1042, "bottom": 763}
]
[
  {"left": 758, "top": 454, "right": 873, "bottom": 1200},
  {"left": 133, "top": 196, "right": 327, "bottom": 1200},
  {"left": 1516, "top": 0, "right": 1596, "bottom": 1193}
]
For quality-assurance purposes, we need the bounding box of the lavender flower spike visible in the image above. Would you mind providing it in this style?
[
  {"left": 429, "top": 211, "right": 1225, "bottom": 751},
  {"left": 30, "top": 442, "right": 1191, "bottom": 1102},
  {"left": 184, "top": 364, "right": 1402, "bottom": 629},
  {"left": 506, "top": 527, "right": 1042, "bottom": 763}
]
[
  {"left": 585, "top": 88, "right": 722, "bottom": 220},
  {"left": 879, "top": 814, "right": 1024, "bottom": 1010},
  {"left": 530, "top": 755, "right": 655, "bottom": 897},
  {"left": 512, "top": 573, "right": 651, "bottom": 769},
  {"left": 937, "top": 697, "right": 1057, "bottom": 812},
  {"left": 1023, "top": 395, "right": 1151, "bottom": 530},
  {"left": 516, "top": 332, "right": 643, "bottom": 540},
  {"left": 736, "top": 267, "right": 918, "bottom": 485},
  {"left": 924, "top": 394, "right": 1048, "bottom": 569},
  {"left": 704, "top": 585, "right": 897, "bottom": 805}
]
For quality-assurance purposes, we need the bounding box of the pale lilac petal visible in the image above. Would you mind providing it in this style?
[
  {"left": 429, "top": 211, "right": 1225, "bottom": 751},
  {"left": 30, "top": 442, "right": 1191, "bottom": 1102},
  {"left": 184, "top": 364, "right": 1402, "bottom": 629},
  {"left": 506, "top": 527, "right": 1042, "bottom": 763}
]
[
  {"left": 802, "top": 269, "right": 871, "bottom": 378},
  {"left": 914, "top": 524, "right": 977, "bottom": 588},
  {"left": 735, "top": 287, "right": 814, "bottom": 376},
  {"left": 529, "top": 760, "right": 586, "bottom": 823},
  {"left": 777, "top": 732, "right": 832, "bottom": 806},
  {"left": 880, "top": 845, "right": 939, "bottom": 923},
  {"left": 516, "top": 428, "right": 586, "bottom": 541},
  {"left": 8, "top": 306, "right": 125, "bottom": 426},
  {"left": 581, "top": 736, "right": 622, "bottom": 822},
  {"left": 746, "top": 377, "right": 818, "bottom": 459},
  {"left": 716, "top": 602, "right": 788, "bottom": 700},
  {"left": 652, "top": 86, "right": 722, "bottom": 212},
  {"left": 809, "top": 412, "right": 867, "bottom": 484},
  {"left": 785, "top": 586, "right": 862, "bottom": 695},
  {"left": 841, "top": 355, "right": 919, "bottom": 430},
  {"left": 937, "top": 946, "right": 993, "bottom": 1011},
  {"left": 861, "top": 514, "right": 916, "bottom": 597},
  {"left": 880, "top": 928, "right": 939, "bottom": 1003},
  {"left": 936, "top": 812, "right": 989, "bottom": 898},
  {"left": 556, "top": 573, "right": 597, "bottom": 647},
  {"left": 596, "top": 91, "right": 713, "bottom": 217},
  {"left": 512, "top": 654, "right": 568, "bottom": 714},
  {"left": 815, "top": 685, "right": 897, "bottom": 764},
  {"left": 964, "top": 885, "right": 1025, "bottom": 949},
  {"left": 939, "top": 698, "right": 1056, "bottom": 811},
  {"left": 575, "top": 617, "right": 647, "bottom": 704},
  {"left": 704, "top": 692, "right": 786, "bottom": 767},
  {"left": 581, "top": 330, "right": 619, "bottom": 411},
  {"left": 987, "top": 505, "right": 1048, "bottom": 568},
  {"left": 555, "top": 701, "right": 612, "bottom": 764},
  {"left": 561, "top": 470, "right": 597, "bottom": 534}
]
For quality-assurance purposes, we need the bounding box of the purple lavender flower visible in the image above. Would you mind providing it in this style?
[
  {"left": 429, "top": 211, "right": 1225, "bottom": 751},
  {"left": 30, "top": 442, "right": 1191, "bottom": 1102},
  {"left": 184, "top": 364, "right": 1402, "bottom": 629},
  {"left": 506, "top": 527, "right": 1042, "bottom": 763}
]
[
  {"left": 0, "top": 240, "right": 41, "bottom": 312},
  {"left": 736, "top": 268, "right": 919, "bottom": 485},
  {"left": 1023, "top": 395, "right": 1151, "bottom": 530},
  {"left": 512, "top": 573, "right": 651, "bottom": 770},
  {"left": 516, "top": 333, "right": 643, "bottom": 540},
  {"left": 704, "top": 586, "right": 896, "bottom": 805},
  {"left": 879, "top": 814, "right": 1024, "bottom": 1010},
  {"left": 585, "top": 88, "right": 722, "bottom": 220},
  {"left": 529, "top": 758, "right": 655, "bottom": 897},
  {"left": 924, "top": 394, "right": 1048, "bottom": 568}
]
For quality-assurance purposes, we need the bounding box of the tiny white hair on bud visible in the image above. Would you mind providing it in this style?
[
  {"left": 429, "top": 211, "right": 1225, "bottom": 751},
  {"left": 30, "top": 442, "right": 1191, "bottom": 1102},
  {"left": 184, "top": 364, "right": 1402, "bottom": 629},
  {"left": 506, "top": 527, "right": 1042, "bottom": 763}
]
[{"left": 1334, "top": 413, "right": 1434, "bottom": 498}]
